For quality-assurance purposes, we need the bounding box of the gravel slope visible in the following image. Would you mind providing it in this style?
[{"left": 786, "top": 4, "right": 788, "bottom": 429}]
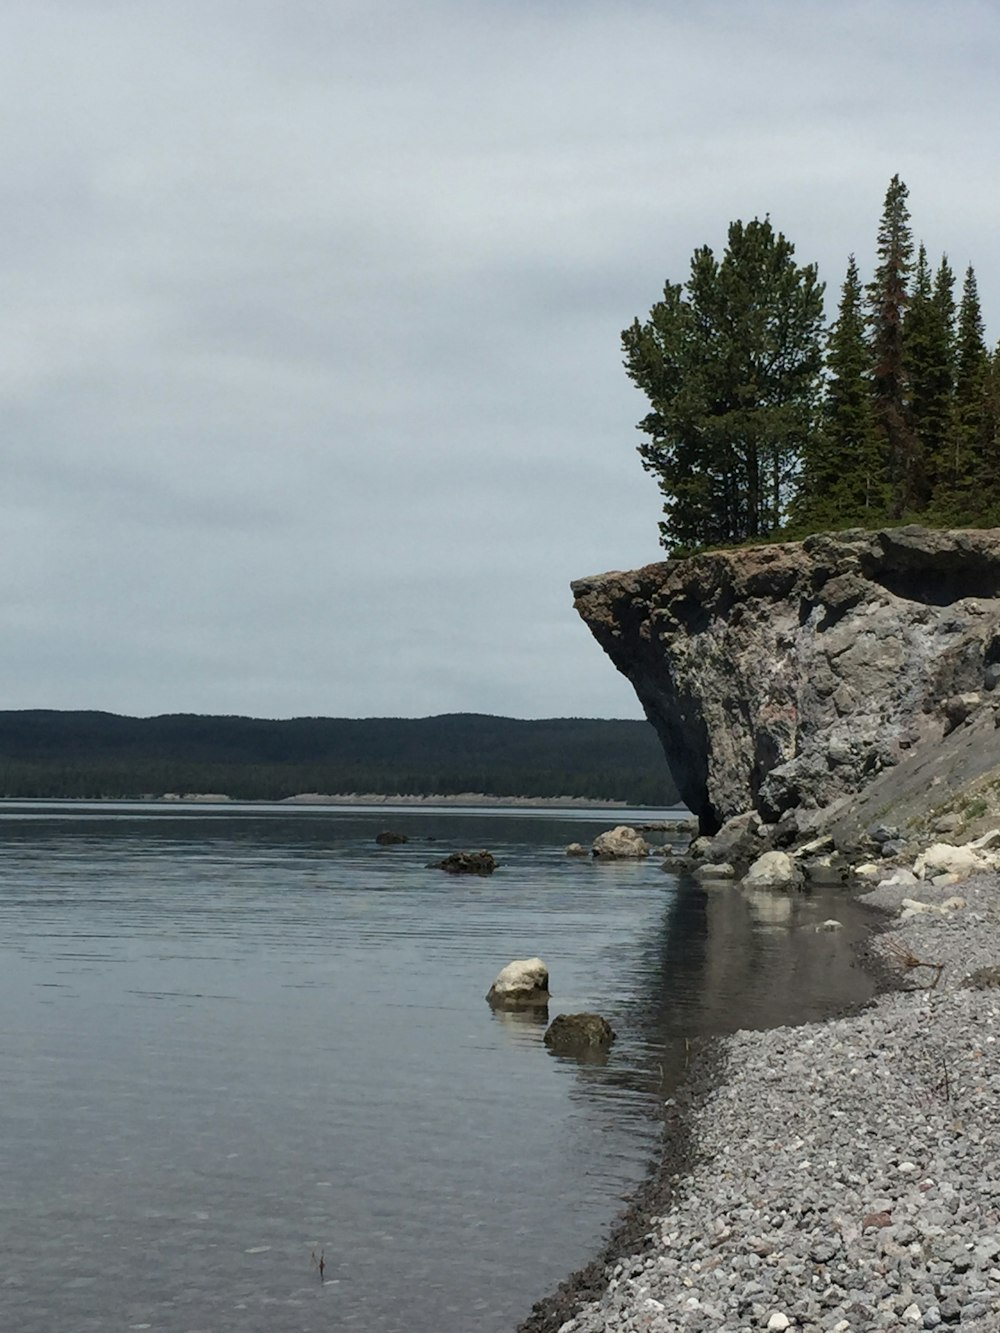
[{"left": 551, "top": 875, "right": 1000, "bottom": 1333}]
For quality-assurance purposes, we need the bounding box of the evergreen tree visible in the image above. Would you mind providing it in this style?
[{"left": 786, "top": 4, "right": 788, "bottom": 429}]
[
  {"left": 795, "top": 254, "right": 881, "bottom": 527},
  {"left": 624, "top": 218, "right": 825, "bottom": 551},
  {"left": 945, "top": 266, "right": 996, "bottom": 518},
  {"left": 905, "top": 246, "right": 956, "bottom": 498},
  {"left": 868, "top": 175, "right": 924, "bottom": 516}
]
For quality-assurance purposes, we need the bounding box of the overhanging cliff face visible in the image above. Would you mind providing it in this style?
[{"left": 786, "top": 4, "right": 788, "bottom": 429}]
[{"left": 573, "top": 527, "right": 1000, "bottom": 833}]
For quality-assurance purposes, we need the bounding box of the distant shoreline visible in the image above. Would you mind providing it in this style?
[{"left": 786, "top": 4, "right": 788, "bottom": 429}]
[
  {"left": 14, "top": 792, "right": 675, "bottom": 809},
  {"left": 275, "top": 792, "right": 644, "bottom": 808}
]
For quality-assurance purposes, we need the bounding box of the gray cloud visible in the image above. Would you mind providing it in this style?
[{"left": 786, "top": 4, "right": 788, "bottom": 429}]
[{"left": 1, "top": 1, "right": 998, "bottom": 718}]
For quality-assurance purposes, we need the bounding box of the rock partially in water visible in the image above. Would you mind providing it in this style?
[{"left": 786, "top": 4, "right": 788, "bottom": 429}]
[
  {"left": 743, "top": 850, "right": 803, "bottom": 891},
  {"left": 433, "top": 849, "right": 497, "bottom": 875},
  {"left": 543, "top": 1012, "right": 616, "bottom": 1053},
  {"left": 565, "top": 842, "right": 588, "bottom": 856},
  {"left": 693, "top": 861, "right": 736, "bottom": 884},
  {"left": 375, "top": 830, "right": 408, "bottom": 845},
  {"left": 486, "top": 958, "right": 550, "bottom": 1010},
  {"left": 592, "top": 826, "right": 650, "bottom": 859}
]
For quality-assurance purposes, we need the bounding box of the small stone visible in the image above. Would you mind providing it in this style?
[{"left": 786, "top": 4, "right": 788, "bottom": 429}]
[
  {"left": 901, "top": 1304, "right": 921, "bottom": 1323},
  {"left": 961, "top": 1302, "right": 989, "bottom": 1321},
  {"left": 767, "top": 1315, "right": 791, "bottom": 1331}
]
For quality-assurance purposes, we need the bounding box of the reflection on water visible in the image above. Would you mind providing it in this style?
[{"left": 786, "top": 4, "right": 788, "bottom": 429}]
[{"left": 0, "top": 803, "right": 876, "bottom": 1333}]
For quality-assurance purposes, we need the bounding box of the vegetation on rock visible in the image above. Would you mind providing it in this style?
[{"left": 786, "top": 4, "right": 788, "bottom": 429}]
[{"left": 627, "top": 176, "right": 999, "bottom": 552}]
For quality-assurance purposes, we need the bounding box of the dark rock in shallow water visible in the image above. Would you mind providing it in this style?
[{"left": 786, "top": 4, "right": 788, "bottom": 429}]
[
  {"left": 375, "top": 831, "right": 408, "bottom": 845},
  {"left": 433, "top": 849, "right": 497, "bottom": 875},
  {"left": 543, "top": 1012, "right": 616, "bottom": 1053}
]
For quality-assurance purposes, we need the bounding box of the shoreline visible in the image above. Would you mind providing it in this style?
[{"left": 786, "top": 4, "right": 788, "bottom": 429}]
[
  {"left": 0, "top": 793, "right": 668, "bottom": 810},
  {"left": 520, "top": 875, "right": 1000, "bottom": 1332}
]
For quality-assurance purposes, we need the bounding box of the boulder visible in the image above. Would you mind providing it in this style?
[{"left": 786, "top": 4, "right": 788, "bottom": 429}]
[
  {"left": 565, "top": 842, "right": 588, "bottom": 856},
  {"left": 694, "top": 861, "right": 736, "bottom": 883},
  {"left": 375, "top": 831, "right": 408, "bottom": 845},
  {"left": 691, "top": 811, "right": 761, "bottom": 867},
  {"left": 486, "top": 957, "right": 550, "bottom": 1009},
  {"left": 434, "top": 849, "right": 497, "bottom": 875},
  {"left": 591, "top": 826, "right": 650, "bottom": 859},
  {"left": 543, "top": 1012, "right": 615, "bottom": 1053},
  {"left": 815, "top": 919, "right": 844, "bottom": 932},
  {"left": 802, "top": 853, "right": 846, "bottom": 886},
  {"left": 913, "top": 842, "right": 995, "bottom": 881},
  {"left": 742, "top": 849, "right": 803, "bottom": 891}
]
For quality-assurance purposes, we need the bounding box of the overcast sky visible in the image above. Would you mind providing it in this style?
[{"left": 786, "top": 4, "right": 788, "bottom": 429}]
[{"left": 1, "top": 2, "right": 997, "bottom": 721}]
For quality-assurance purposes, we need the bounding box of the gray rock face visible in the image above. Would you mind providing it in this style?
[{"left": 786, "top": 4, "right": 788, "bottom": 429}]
[{"left": 572, "top": 526, "right": 1000, "bottom": 832}]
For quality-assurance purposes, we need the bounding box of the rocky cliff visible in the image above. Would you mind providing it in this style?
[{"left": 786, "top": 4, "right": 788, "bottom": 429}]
[{"left": 573, "top": 527, "right": 1000, "bottom": 835}]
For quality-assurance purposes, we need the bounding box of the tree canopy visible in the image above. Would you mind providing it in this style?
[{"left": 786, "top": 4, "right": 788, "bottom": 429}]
[
  {"left": 629, "top": 179, "right": 999, "bottom": 552},
  {"left": 623, "top": 218, "right": 825, "bottom": 551}
]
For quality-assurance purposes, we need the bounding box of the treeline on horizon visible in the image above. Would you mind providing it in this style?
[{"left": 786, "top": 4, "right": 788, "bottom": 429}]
[
  {"left": 0, "top": 710, "right": 679, "bottom": 806},
  {"left": 625, "top": 176, "right": 1000, "bottom": 552}
]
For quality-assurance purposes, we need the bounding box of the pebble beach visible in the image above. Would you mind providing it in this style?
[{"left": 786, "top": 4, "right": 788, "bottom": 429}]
[{"left": 529, "top": 872, "right": 1000, "bottom": 1333}]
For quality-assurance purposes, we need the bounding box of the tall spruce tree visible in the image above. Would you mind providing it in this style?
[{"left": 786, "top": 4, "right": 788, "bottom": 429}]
[
  {"left": 624, "top": 217, "right": 825, "bottom": 552},
  {"left": 904, "top": 246, "right": 956, "bottom": 499},
  {"left": 795, "top": 254, "right": 881, "bottom": 527},
  {"left": 868, "top": 175, "right": 925, "bottom": 516},
  {"left": 946, "top": 266, "right": 995, "bottom": 518}
]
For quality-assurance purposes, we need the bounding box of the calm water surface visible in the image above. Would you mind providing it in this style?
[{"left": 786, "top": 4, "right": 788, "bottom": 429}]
[{"left": 0, "top": 803, "right": 876, "bottom": 1332}]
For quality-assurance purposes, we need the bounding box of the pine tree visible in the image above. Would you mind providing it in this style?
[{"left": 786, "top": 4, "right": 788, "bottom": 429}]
[
  {"left": 905, "top": 246, "right": 955, "bottom": 500},
  {"left": 946, "top": 266, "right": 995, "bottom": 519},
  {"left": 795, "top": 255, "right": 882, "bottom": 527},
  {"left": 624, "top": 217, "right": 825, "bottom": 551},
  {"left": 868, "top": 175, "right": 924, "bottom": 516}
]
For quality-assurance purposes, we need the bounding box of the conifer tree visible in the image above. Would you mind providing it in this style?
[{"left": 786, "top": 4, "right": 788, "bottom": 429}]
[
  {"left": 905, "top": 246, "right": 955, "bottom": 498},
  {"left": 795, "top": 255, "right": 881, "bottom": 527},
  {"left": 946, "top": 266, "right": 995, "bottom": 518},
  {"left": 624, "top": 218, "right": 825, "bottom": 551},
  {"left": 868, "top": 175, "right": 924, "bottom": 515}
]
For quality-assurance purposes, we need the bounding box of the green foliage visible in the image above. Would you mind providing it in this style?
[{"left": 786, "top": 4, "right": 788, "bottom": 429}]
[
  {"left": 0, "top": 711, "right": 680, "bottom": 806},
  {"left": 623, "top": 218, "right": 825, "bottom": 552},
  {"left": 867, "top": 174, "right": 926, "bottom": 516},
  {"left": 905, "top": 246, "right": 956, "bottom": 502},
  {"left": 795, "top": 255, "right": 882, "bottom": 528},
  {"left": 630, "top": 176, "right": 997, "bottom": 550}
]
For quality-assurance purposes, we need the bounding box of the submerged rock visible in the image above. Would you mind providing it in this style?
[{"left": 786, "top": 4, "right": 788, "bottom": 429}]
[
  {"left": 375, "top": 830, "right": 408, "bottom": 845},
  {"left": 486, "top": 957, "right": 550, "bottom": 1010},
  {"left": 543, "top": 1012, "right": 616, "bottom": 1053},
  {"left": 433, "top": 849, "right": 497, "bottom": 875}
]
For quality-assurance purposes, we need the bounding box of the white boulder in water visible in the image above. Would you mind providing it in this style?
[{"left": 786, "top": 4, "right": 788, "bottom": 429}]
[
  {"left": 591, "top": 826, "right": 650, "bottom": 859},
  {"left": 486, "top": 957, "right": 550, "bottom": 1009}
]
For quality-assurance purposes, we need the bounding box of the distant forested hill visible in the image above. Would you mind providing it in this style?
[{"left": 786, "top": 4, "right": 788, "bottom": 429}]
[{"left": 0, "top": 711, "right": 679, "bottom": 805}]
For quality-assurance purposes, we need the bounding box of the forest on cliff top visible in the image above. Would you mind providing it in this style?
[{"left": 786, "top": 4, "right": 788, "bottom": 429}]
[{"left": 626, "top": 176, "right": 999, "bottom": 553}]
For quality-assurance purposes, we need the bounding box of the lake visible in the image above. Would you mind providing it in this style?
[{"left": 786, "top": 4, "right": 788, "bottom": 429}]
[{"left": 0, "top": 802, "right": 877, "bottom": 1332}]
